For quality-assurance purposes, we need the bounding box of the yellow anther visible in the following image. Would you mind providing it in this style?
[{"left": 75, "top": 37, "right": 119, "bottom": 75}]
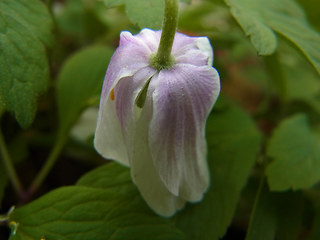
[
  {"left": 9, "top": 221, "right": 19, "bottom": 236},
  {"left": 110, "top": 88, "right": 115, "bottom": 101}
]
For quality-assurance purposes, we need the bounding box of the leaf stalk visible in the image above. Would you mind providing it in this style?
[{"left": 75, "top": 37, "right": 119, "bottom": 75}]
[{"left": 0, "top": 129, "right": 24, "bottom": 198}]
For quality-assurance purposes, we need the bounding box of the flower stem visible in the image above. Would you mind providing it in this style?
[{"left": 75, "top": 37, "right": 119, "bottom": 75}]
[
  {"left": 0, "top": 129, "right": 24, "bottom": 198},
  {"left": 28, "top": 135, "right": 66, "bottom": 195},
  {"left": 151, "top": 0, "right": 179, "bottom": 70}
]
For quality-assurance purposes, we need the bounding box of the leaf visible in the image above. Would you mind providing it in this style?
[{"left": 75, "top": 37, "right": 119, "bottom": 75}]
[
  {"left": 277, "top": 40, "right": 320, "bottom": 107},
  {"left": 175, "top": 98, "right": 262, "bottom": 239},
  {"left": 57, "top": 45, "right": 113, "bottom": 136},
  {"left": 0, "top": 0, "right": 53, "bottom": 127},
  {"left": 76, "top": 161, "right": 133, "bottom": 191},
  {"left": 297, "top": 0, "right": 320, "bottom": 31},
  {"left": 55, "top": 0, "right": 107, "bottom": 39},
  {"left": 246, "top": 182, "right": 303, "bottom": 240},
  {"left": 9, "top": 163, "right": 187, "bottom": 240},
  {"left": 266, "top": 114, "right": 320, "bottom": 191},
  {"left": 245, "top": 182, "right": 277, "bottom": 240},
  {"left": 225, "top": 0, "right": 320, "bottom": 75},
  {"left": 103, "top": 0, "right": 164, "bottom": 29}
]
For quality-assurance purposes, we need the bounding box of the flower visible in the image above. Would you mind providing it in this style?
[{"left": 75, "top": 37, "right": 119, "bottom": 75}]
[{"left": 94, "top": 28, "right": 220, "bottom": 216}]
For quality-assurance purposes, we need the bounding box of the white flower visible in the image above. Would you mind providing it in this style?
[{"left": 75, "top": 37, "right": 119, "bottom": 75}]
[{"left": 94, "top": 28, "right": 220, "bottom": 216}]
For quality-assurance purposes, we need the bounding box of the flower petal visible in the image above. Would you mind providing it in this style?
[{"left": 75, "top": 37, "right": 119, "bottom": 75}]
[
  {"left": 171, "top": 32, "right": 196, "bottom": 53},
  {"left": 100, "top": 31, "right": 152, "bottom": 103},
  {"left": 131, "top": 83, "right": 186, "bottom": 216},
  {"left": 173, "top": 34, "right": 213, "bottom": 67},
  {"left": 195, "top": 37, "right": 214, "bottom": 66},
  {"left": 94, "top": 96, "right": 129, "bottom": 166},
  {"left": 114, "top": 67, "right": 156, "bottom": 159},
  {"left": 135, "top": 28, "right": 161, "bottom": 53},
  {"left": 149, "top": 64, "right": 220, "bottom": 202}
]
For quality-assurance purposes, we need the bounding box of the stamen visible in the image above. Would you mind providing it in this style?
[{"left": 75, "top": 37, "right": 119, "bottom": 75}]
[{"left": 110, "top": 88, "right": 115, "bottom": 101}]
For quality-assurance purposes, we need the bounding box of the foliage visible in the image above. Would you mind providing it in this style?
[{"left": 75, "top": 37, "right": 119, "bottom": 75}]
[
  {"left": 0, "top": 0, "right": 320, "bottom": 239},
  {"left": 0, "top": 0, "right": 53, "bottom": 128}
]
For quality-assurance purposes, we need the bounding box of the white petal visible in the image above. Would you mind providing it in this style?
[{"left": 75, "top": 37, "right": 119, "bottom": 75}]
[
  {"left": 94, "top": 96, "right": 129, "bottom": 166},
  {"left": 94, "top": 31, "right": 155, "bottom": 165},
  {"left": 149, "top": 64, "right": 220, "bottom": 202},
  {"left": 114, "top": 67, "right": 156, "bottom": 160},
  {"left": 130, "top": 81, "right": 185, "bottom": 216},
  {"left": 195, "top": 37, "right": 214, "bottom": 66},
  {"left": 100, "top": 31, "right": 152, "bottom": 103}
]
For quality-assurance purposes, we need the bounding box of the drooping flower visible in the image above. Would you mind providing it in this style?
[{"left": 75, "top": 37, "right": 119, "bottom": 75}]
[{"left": 94, "top": 28, "right": 220, "bottom": 216}]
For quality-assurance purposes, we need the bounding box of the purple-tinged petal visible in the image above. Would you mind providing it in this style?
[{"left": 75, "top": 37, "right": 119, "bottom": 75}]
[
  {"left": 135, "top": 28, "right": 160, "bottom": 53},
  {"left": 131, "top": 84, "right": 186, "bottom": 216},
  {"left": 149, "top": 64, "right": 220, "bottom": 201},
  {"left": 115, "top": 66, "right": 156, "bottom": 130},
  {"left": 100, "top": 31, "right": 153, "bottom": 103},
  {"left": 174, "top": 36, "right": 213, "bottom": 67},
  {"left": 114, "top": 66, "right": 156, "bottom": 159},
  {"left": 171, "top": 32, "right": 197, "bottom": 53}
]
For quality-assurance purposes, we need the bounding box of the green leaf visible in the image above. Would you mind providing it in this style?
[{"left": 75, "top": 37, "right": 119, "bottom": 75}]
[
  {"left": 277, "top": 40, "right": 320, "bottom": 107},
  {"left": 0, "top": 0, "right": 53, "bottom": 127},
  {"left": 9, "top": 163, "right": 187, "bottom": 240},
  {"left": 175, "top": 98, "right": 262, "bottom": 239},
  {"left": 245, "top": 182, "right": 277, "bottom": 240},
  {"left": 103, "top": 0, "right": 164, "bottom": 29},
  {"left": 246, "top": 182, "right": 303, "bottom": 240},
  {"left": 76, "top": 161, "right": 133, "bottom": 191},
  {"left": 225, "top": 0, "right": 320, "bottom": 75},
  {"left": 55, "top": 0, "right": 107, "bottom": 39},
  {"left": 297, "top": 0, "right": 320, "bottom": 31},
  {"left": 57, "top": 45, "right": 113, "bottom": 136},
  {"left": 266, "top": 114, "right": 320, "bottom": 191}
]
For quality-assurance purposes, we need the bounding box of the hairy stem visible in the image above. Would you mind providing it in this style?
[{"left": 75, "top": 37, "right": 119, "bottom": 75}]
[{"left": 151, "top": 0, "right": 179, "bottom": 70}]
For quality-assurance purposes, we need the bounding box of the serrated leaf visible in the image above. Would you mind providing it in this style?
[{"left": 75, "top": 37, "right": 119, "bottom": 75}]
[
  {"left": 225, "top": 0, "right": 320, "bottom": 75},
  {"left": 175, "top": 98, "right": 262, "bottom": 240},
  {"left": 9, "top": 163, "right": 187, "bottom": 240},
  {"left": 103, "top": 0, "right": 164, "bottom": 29},
  {"left": 266, "top": 114, "right": 320, "bottom": 191},
  {"left": 0, "top": 0, "right": 53, "bottom": 127},
  {"left": 57, "top": 45, "right": 113, "bottom": 136}
]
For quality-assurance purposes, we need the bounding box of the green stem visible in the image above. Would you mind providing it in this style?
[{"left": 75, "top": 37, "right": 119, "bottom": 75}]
[
  {"left": 245, "top": 175, "right": 265, "bottom": 240},
  {"left": 151, "top": 0, "right": 179, "bottom": 70},
  {"left": 28, "top": 135, "right": 66, "bottom": 195},
  {"left": 0, "top": 129, "right": 24, "bottom": 197}
]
